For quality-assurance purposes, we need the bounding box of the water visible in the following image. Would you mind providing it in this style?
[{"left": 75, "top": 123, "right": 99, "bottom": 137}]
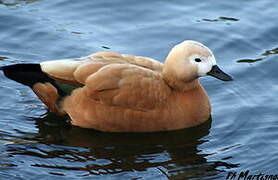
[{"left": 0, "top": 0, "right": 278, "bottom": 179}]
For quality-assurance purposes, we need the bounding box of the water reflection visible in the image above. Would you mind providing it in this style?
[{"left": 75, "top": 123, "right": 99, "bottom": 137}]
[
  {"left": 237, "top": 58, "right": 264, "bottom": 63},
  {"left": 0, "top": 57, "right": 9, "bottom": 61},
  {"left": 237, "top": 47, "right": 278, "bottom": 63},
  {"left": 2, "top": 114, "right": 238, "bottom": 179},
  {"left": 262, "top": 47, "right": 278, "bottom": 56},
  {"left": 200, "top": 17, "right": 239, "bottom": 22},
  {"left": 0, "top": 0, "right": 41, "bottom": 6}
]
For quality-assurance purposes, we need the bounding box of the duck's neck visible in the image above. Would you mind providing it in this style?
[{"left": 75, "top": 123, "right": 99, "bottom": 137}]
[{"left": 163, "top": 71, "right": 200, "bottom": 92}]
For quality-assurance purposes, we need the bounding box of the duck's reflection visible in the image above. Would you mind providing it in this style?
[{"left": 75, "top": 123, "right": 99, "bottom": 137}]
[{"left": 8, "top": 113, "right": 237, "bottom": 179}]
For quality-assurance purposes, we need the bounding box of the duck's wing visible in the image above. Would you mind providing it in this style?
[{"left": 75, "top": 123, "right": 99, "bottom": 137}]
[
  {"left": 82, "top": 63, "right": 171, "bottom": 111},
  {"left": 40, "top": 52, "right": 164, "bottom": 86},
  {"left": 40, "top": 52, "right": 168, "bottom": 111}
]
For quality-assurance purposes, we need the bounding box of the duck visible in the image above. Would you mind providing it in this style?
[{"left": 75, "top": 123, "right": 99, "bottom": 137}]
[{"left": 1, "top": 40, "right": 232, "bottom": 132}]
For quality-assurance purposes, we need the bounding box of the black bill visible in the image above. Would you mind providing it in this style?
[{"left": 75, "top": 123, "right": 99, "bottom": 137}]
[{"left": 207, "top": 65, "right": 233, "bottom": 81}]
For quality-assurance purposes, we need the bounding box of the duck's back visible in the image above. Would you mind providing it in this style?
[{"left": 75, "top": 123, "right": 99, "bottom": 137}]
[{"left": 40, "top": 52, "right": 163, "bottom": 85}]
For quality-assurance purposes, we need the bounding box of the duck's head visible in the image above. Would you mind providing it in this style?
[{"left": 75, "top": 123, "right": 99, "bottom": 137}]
[{"left": 163, "top": 40, "right": 233, "bottom": 84}]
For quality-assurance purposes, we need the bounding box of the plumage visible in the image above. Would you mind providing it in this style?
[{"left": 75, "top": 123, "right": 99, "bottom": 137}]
[{"left": 1, "top": 40, "right": 233, "bottom": 132}]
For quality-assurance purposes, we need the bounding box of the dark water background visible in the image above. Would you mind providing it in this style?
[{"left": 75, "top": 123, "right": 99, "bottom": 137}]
[{"left": 0, "top": 0, "right": 278, "bottom": 179}]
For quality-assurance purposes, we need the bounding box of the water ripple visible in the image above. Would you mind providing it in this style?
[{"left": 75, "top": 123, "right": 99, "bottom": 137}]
[{"left": 1, "top": 0, "right": 278, "bottom": 179}]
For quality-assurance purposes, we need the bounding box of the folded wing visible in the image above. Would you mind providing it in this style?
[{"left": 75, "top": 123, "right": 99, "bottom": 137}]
[
  {"left": 41, "top": 52, "right": 168, "bottom": 111},
  {"left": 84, "top": 64, "right": 170, "bottom": 111}
]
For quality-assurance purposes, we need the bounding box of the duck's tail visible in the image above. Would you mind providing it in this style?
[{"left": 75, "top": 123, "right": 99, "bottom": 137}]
[
  {"left": 1, "top": 63, "right": 55, "bottom": 87},
  {"left": 1, "top": 63, "right": 67, "bottom": 114}
]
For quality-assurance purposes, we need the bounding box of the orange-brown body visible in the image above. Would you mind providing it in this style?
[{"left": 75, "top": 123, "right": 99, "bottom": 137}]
[
  {"left": 61, "top": 80, "right": 210, "bottom": 132},
  {"left": 34, "top": 48, "right": 212, "bottom": 132}
]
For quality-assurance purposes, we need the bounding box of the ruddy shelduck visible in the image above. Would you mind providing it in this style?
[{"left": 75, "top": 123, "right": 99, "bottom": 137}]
[{"left": 1, "top": 40, "right": 232, "bottom": 132}]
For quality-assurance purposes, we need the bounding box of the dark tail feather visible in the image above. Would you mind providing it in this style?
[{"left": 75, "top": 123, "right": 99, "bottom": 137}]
[{"left": 1, "top": 64, "right": 55, "bottom": 87}]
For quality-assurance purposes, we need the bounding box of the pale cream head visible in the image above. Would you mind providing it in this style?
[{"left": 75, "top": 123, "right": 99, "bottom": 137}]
[
  {"left": 163, "top": 40, "right": 216, "bottom": 82},
  {"left": 163, "top": 40, "right": 232, "bottom": 91}
]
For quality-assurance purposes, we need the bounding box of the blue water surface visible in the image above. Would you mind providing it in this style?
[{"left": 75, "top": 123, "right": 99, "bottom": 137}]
[{"left": 0, "top": 0, "right": 278, "bottom": 179}]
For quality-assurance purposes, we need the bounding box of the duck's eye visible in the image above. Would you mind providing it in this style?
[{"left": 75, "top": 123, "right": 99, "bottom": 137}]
[{"left": 195, "top": 58, "right": 202, "bottom": 63}]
